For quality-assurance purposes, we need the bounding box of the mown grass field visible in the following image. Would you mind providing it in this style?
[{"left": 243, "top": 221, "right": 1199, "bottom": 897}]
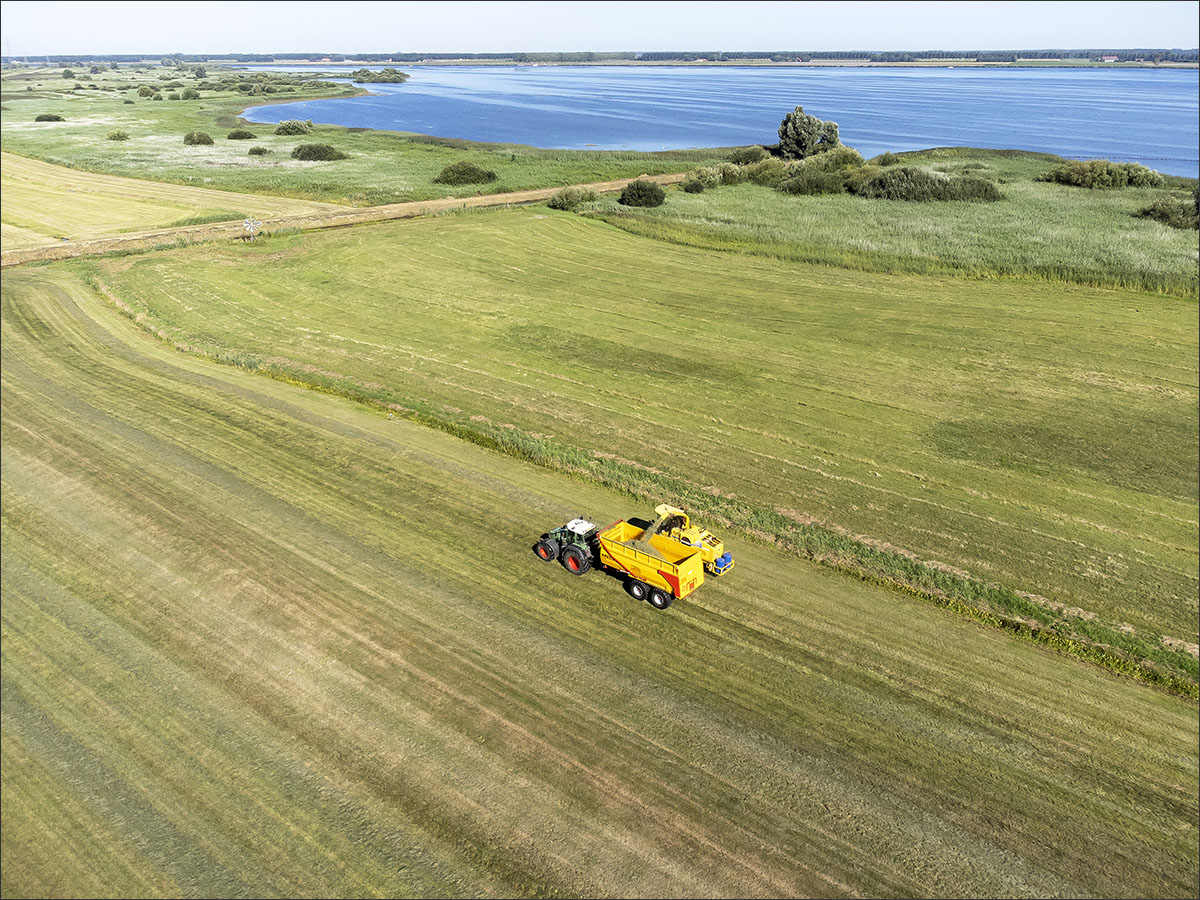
[
  {"left": 0, "top": 152, "right": 343, "bottom": 249},
  {"left": 1, "top": 65, "right": 727, "bottom": 206},
  {"left": 589, "top": 149, "right": 1200, "bottom": 297},
  {"left": 4, "top": 256, "right": 1199, "bottom": 898},
  {"left": 67, "top": 209, "right": 1199, "bottom": 666}
]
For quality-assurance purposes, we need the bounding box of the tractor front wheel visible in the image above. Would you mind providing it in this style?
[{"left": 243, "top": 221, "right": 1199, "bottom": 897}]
[
  {"left": 561, "top": 545, "right": 591, "bottom": 575},
  {"left": 648, "top": 588, "right": 673, "bottom": 610},
  {"left": 535, "top": 538, "right": 559, "bottom": 561}
]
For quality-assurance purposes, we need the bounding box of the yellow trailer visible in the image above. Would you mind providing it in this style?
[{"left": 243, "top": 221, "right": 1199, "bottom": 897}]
[
  {"left": 534, "top": 505, "right": 734, "bottom": 610},
  {"left": 597, "top": 520, "right": 706, "bottom": 605}
]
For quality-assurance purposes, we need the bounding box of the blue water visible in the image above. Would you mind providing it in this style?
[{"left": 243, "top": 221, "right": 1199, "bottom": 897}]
[{"left": 241, "top": 65, "right": 1200, "bottom": 176}]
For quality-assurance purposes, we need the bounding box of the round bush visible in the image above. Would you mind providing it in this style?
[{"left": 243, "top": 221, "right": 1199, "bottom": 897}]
[
  {"left": 432, "top": 161, "right": 499, "bottom": 186},
  {"left": 182, "top": 131, "right": 214, "bottom": 146},
  {"left": 291, "top": 143, "right": 349, "bottom": 161},
  {"left": 106, "top": 129, "right": 129, "bottom": 141},
  {"left": 248, "top": 146, "right": 271, "bottom": 156},
  {"left": 181, "top": 88, "right": 200, "bottom": 100},
  {"left": 547, "top": 187, "right": 597, "bottom": 210},
  {"left": 273, "top": 119, "right": 312, "bottom": 135},
  {"left": 681, "top": 176, "right": 705, "bottom": 193},
  {"left": 34, "top": 113, "right": 65, "bottom": 122},
  {"left": 728, "top": 145, "right": 768, "bottom": 165},
  {"left": 137, "top": 85, "right": 155, "bottom": 98},
  {"left": 876, "top": 151, "right": 901, "bottom": 166},
  {"left": 227, "top": 129, "right": 256, "bottom": 140},
  {"left": 123, "top": 99, "right": 134, "bottom": 104},
  {"left": 618, "top": 179, "right": 665, "bottom": 208}
]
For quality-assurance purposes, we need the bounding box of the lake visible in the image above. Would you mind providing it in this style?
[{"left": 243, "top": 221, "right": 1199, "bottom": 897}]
[{"left": 241, "top": 65, "right": 1200, "bottom": 176}]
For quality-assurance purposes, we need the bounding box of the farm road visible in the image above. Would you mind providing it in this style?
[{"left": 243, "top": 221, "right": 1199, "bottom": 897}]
[{"left": 0, "top": 170, "right": 684, "bottom": 268}]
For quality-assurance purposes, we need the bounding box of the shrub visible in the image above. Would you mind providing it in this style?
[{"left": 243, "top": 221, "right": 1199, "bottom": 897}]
[
  {"left": 248, "top": 146, "right": 271, "bottom": 156},
  {"left": 681, "top": 175, "right": 705, "bottom": 193},
  {"left": 1037, "top": 159, "right": 1165, "bottom": 189},
  {"left": 137, "top": 85, "right": 155, "bottom": 97},
  {"left": 779, "top": 170, "right": 848, "bottom": 195},
  {"left": 182, "top": 131, "right": 214, "bottom": 145},
  {"left": 106, "top": 129, "right": 129, "bottom": 141},
  {"left": 547, "top": 187, "right": 597, "bottom": 210},
  {"left": 1137, "top": 190, "right": 1199, "bottom": 229},
  {"left": 227, "top": 129, "right": 256, "bottom": 140},
  {"left": 181, "top": 88, "right": 199, "bottom": 100},
  {"left": 742, "top": 157, "right": 792, "bottom": 187},
  {"left": 291, "top": 143, "right": 349, "bottom": 161},
  {"left": 875, "top": 151, "right": 901, "bottom": 166},
  {"left": 618, "top": 179, "right": 665, "bottom": 207},
  {"left": 61, "top": 69, "right": 74, "bottom": 79},
  {"left": 798, "top": 145, "right": 864, "bottom": 172},
  {"left": 432, "top": 160, "right": 498, "bottom": 185},
  {"left": 34, "top": 113, "right": 64, "bottom": 122},
  {"left": 728, "top": 145, "right": 768, "bottom": 165},
  {"left": 152, "top": 93, "right": 164, "bottom": 101},
  {"left": 123, "top": 99, "right": 134, "bottom": 104},
  {"left": 849, "top": 166, "right": 1003, "bottom": 202},
  {"left": 167, "top": 92, "right": 181, "bottom": 100},
  {"left": 273, "top": 119, "right": 312, "bottom": 135}
]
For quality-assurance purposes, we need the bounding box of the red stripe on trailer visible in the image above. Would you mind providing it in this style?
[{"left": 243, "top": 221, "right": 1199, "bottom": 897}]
[{"left": 658, "top": 569, "right": 681, "bottom": 597}]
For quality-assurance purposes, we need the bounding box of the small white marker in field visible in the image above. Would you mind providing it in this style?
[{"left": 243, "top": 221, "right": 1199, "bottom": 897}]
[{"left": 244, "top": 217, "right": 262, "bottom": 241}]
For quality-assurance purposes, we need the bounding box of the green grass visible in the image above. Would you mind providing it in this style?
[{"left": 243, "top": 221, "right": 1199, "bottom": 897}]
[
  {"left": 0, "top": 65, "right": 728, "bottom": 206},
  {"left": 52, "top": 209, "right": 1198, "bottom": 679},
  {"left": 4, "top": 257, "right": 1198, "bottom": 898},
  {"left": 0, "top": 151, "right": 340, "bottom": 249},
  {"left": 588, "top": 149, "right": 1200, "bottom": 298}
]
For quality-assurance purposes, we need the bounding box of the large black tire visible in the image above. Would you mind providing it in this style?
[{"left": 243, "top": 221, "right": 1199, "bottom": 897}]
[
  {"left": 560, "top": 544, "right": 591, "bottom": 575},
  {"left": 648, "top": 588, "right": 673, "bottom": 610},
  {"left": 626, "top": 579, "right": 650, "bottom": 601},
  {"left": 535, "top": 538, "right": 559, "bottom": 561}
]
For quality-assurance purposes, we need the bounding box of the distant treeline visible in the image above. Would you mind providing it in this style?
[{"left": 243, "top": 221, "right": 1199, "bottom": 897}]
[{"left": 4, "top": 48, "right": 1198, "bottom": 65}]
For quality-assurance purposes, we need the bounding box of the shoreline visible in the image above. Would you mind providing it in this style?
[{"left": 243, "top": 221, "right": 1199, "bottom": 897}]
[{"left": 235, "top": 58, "right": 1200, "bottom": 70}]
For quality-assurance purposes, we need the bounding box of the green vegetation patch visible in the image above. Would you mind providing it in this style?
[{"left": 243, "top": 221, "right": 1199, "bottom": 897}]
[
  {"left": 2, "top": 264, "right": 1197, "bottom": 898},
  {"left": 591, "top": 149, "right": 1199, "bottom": 297},
  {"left": 432, "top": 160, "right": 498, "bottom": 185},
  {"left": 78, "top": 210, "right": 1199, "bottom": 673}
]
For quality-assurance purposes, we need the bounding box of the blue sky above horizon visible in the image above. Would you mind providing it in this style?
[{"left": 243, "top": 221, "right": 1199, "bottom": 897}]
[{"left": 1, "top": 0, "right": 1197, "bottom": 57}]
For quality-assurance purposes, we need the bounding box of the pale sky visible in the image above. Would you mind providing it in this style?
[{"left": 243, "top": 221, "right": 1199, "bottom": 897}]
[{"left": 1, "top": 0, "right": 1197, "bottom": 57}]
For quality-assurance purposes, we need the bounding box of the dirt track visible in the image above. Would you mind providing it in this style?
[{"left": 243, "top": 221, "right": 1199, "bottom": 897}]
[{"left": 0, "top": 173, "right": 685, "bottom": 268}]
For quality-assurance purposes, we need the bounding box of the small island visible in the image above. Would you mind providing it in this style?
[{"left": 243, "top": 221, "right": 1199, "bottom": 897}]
[{"left": 349, "top": 66, "right": 409, "bottom": 83}]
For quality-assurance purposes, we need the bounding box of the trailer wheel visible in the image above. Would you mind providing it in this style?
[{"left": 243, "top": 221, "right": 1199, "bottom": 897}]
[
  {"left": 561, "top": 545, "right": 591, "bottom": 575},
  {"left": 648, "top": 588, "right": 673, "bottom": 610},
  {"left": 626, "top": 579, "right": 650, "bottom": 601},
  {"left": 535, "top": 539, "right": 559, "bottom": 561}
]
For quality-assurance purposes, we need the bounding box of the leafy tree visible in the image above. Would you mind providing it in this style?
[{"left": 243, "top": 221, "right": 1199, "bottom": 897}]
[
  {"left": 61, "top": 69, "right": 74, "bottom": 78},
  {"left": 192, "top": 65, "right": 207, "bottom": 78},
  {"left": 777, "top": 105, "right": 840, "bottom": 159}
]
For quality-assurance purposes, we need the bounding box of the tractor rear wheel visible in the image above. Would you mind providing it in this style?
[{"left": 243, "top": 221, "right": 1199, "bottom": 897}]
[
  {"left": 561, "top": 545, "right": 591, "bottom": 575},
  {"left": 626, "top": 579, "right": 650, "bottom": 601},
  {"left": 648, "top": 588, "right": 673, "bottom": 610},
  {"left": 535, "top": 538, "right": 559, "bottom": 561}
]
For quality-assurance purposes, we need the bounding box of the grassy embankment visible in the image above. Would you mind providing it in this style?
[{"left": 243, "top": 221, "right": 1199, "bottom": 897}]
[
  {"left": 0, "top": 65, "right": 728, "bottom": 206},
  {"left": 589, "top": 148, "right": 1200, "bottom": 298},
  {"left": 4, "top": 260, "right": 1199, "bottom": 898},
  {"left": 55, "top": 209, "right": 1198, "bottom": 689}
]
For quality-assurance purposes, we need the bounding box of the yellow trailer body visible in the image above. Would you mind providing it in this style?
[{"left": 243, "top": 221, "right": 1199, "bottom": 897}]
[{"left": 597, "top": 520, "right": 706, "bottom": 599}]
